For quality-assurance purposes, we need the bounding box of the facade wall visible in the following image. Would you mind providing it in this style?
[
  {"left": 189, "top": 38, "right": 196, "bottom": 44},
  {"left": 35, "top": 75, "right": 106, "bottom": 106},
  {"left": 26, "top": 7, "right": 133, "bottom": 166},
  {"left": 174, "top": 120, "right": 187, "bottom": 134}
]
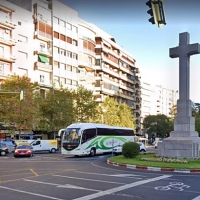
[
  {"left": 141, "top": 82, "right": 178, "bottom": 121},
  {"left": 0, "top": 0, "right": 141, "bottom": 129}
]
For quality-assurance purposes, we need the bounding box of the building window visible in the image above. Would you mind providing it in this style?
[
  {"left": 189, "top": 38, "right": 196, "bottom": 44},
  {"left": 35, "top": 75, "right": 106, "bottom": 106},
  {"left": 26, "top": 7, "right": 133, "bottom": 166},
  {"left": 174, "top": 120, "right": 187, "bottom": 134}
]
[
  {"left": 60, "top": 63, "right": 65, "bottom": 69},
  {"left": 67, "top": 65, "right": 72, "bottom": 71},
  {"left": 54, "top": 76, "right": 59, "bottom": 84},
  {"left": 18, "top": 34, "right": 27, "bottom": 43},
  {"left": 40, "top": 43, "right": 45, "bottom": 52},
  {"left": 18, "top": 51, "right": 27, "bottom": 60},
  {"left": 0, "top": 63, "right": 3, "bottom": 74},
  {"left": 60, "top": 49, "right": 65, "bottom": 56},
  {"left": 53, "top": 46, "right": 59, "bottom": 54},
  {"left": 53, "top": 17, "right": 59, "bottom": 24},
  {"left": 72, "top": 39, "right": 78, "bottom": 46},
  {"left": 72, "top": 53, "right": 78, "bottom": 60},
  {"left": 95, "top": 59, "right": 101, "bottom": 66},
  {"left": 40, "top": 75, "right": 44, "bottom": 83},
  {"left": 88, "top": 57, "right": 92, "bottom": 65},
  {"left": 66, "top": 37, "right": 72, "bottom": 44},
  {"left": 40, "top": 89, "right": 45, "bottom": 98},
  {"left": 54, "top": 61, "right": 59, "bottom": 68},
  {"left": 0, "top": 46, "right": 4, "bottom": 55},
  {"left": 59, "top": 20, "right": 65, "bottom": 27},
  {"left": 72, "top": 25, "right": 78, "bottom": 33},
  {"left": 0, "top": 29, "right": 4, "bottom": 38},
  {"left": 54, "top": 31, "right": 59, "bottom": 39},
  {"left": 66, "top": 78, "right": 72, "bottom": 85},
  {"left": 60, "top": 77, "right": 66, "bottom": 85},
  {"left": 66, "top": 23, "right": 72, "bottom": 30},
  {"left": 72, "top": 66, "right": 77, "bottom": 72},
  {"left": 72, "top": 80, "right": 78, "bottom": 86},
  {"left": 67, "top": 51, "right": 72, "bottom": 58},
  {"left": 60, "top": 34, "right": 65, "bottom": 41}
]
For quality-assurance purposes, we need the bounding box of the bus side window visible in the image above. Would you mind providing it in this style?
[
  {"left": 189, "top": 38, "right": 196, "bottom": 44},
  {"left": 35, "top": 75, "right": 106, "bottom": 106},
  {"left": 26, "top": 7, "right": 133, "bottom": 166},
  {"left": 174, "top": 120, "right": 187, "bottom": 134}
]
[
  {"left": 81, "top": 131, "right": 87, "bottom": 144},
  {"left": 81, "top": 129, "right": 96, "bottom": 144}
]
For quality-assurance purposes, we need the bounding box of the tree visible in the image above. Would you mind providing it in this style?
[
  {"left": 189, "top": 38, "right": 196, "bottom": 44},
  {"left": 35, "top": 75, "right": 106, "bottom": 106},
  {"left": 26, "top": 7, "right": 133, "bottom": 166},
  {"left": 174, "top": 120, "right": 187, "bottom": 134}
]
[
  {"left": 0, "top": 75, "right": 39, "bottom": 138},
  {"left": 101, "top": 97, "right": 136, "bottom": 129},
  {"left": 72, "top": 86, "right": 98, "bottom": 122},
  {"left": 143, "top": 114, "right": 173, "bottom": 138},
  {"left": 192, "top": 106, "right": 200, "bottom": 136},
  {"left": 38, "top": 87, "right": 74, "bottom": 134},
  {"left": 101, "top": 97, "right": 120, "bottom": 126}
]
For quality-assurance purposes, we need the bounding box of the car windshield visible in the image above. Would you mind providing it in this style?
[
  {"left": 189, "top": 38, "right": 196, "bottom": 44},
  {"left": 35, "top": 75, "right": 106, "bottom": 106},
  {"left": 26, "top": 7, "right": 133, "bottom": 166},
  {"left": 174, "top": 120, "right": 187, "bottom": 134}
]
[{"left": 17, "top": 145, "right": 31, "bottom": 149}]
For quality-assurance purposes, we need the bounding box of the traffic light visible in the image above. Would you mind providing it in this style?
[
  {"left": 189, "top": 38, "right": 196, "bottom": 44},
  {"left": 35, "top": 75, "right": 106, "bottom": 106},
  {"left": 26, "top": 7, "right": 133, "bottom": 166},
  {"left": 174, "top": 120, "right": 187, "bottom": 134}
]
[
  {"left": 146, "top": 0, "right": 166, "bottom": 28},
  {"left": 146, "top": 0, "right": 156, "bottom": 25},
  {"left": 20, "top": 90, "right": 23, "bottom": 101}
]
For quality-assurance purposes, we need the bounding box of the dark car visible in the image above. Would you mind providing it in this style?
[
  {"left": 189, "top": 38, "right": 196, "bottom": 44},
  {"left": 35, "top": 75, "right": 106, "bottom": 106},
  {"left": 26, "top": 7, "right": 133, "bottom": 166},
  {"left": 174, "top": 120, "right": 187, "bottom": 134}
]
[
  {"left": 14, "top": 144, "right": 34, "bottom": 158},
  {"left": 0, "top": 143, "right": 9, "bottom": 156}
]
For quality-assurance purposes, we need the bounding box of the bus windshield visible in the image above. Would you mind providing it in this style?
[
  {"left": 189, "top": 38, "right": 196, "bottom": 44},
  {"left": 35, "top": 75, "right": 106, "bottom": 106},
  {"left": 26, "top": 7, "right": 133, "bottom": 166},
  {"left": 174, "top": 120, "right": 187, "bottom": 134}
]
[{"left": 63, "top": 128, "right": 81, "bottom": 144}]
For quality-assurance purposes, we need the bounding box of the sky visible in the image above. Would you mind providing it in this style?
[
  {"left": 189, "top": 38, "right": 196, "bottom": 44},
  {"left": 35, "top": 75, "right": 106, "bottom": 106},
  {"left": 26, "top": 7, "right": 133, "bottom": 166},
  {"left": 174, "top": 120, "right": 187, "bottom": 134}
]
[{"left": 60, "top": 0, "right": 200, "bottom": 102}]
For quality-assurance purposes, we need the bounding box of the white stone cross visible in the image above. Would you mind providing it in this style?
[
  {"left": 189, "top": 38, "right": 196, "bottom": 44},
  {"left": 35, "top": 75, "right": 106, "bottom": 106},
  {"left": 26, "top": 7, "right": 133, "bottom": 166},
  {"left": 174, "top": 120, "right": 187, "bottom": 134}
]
[{"left": 169, "top": 32, "right": 200, "bottom": 116}]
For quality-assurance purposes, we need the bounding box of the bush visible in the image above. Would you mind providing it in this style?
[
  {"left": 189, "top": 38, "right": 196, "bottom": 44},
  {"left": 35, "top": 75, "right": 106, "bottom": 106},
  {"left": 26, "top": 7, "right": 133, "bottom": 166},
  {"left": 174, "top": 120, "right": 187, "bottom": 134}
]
[{"left": 122, "top": 142, "right": 140, "bottom": 158}]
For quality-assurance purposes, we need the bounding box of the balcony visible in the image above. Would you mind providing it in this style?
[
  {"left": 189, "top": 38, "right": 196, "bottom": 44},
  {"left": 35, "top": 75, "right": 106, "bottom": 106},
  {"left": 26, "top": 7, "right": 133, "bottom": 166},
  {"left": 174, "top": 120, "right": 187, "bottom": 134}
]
[
  {"left": 34, "top": 62, "right": 52, "bottom": 72},
  {"left": 0, "top": 35, "right": 16, "bottom": 46},
  {"left": 0, "top": 70, "right": 13, "bottom": 79},
  {"left": 0, "top": 20, "right": 16, "bottom": 29},
  {"left": 0, "top": 54, "right": 16, "bottom": 63},
  {"left": 78, "top": 73, "right": 95, "bottom": 85},
  {"left": 118, "top": 92, "right": 134, "bottom": 100},
  {"left": 78, "top": 60, "right": 94, "bottom": 72},
  {"left": 33, "top": 14, "right": 52, "bottom": 26},
  {"left": 34, "top": 30, "right": 52, "bottom": 42},
  {"left": 102, "top": 65, "right": 119, "bottom": 78},
  {"left": 35, "top": 48, "right": 52, "bottom": 58}
]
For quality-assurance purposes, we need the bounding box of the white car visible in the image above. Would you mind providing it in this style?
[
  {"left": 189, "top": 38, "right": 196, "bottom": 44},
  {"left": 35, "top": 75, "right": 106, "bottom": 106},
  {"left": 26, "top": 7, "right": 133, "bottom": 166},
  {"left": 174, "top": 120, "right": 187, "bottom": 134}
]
[{"left": 112, "top": 142, "right": 146, "bottom": 156}]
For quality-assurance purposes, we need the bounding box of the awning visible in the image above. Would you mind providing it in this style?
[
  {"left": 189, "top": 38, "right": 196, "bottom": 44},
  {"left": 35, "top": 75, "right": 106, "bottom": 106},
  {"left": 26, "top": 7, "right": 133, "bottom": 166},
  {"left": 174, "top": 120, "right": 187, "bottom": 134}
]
[
  {"left": 78, "top": 67, "right": 86, "bottom": 72},
  {"left": 38, "top": 55, "right": 48, "bottom": 63}
]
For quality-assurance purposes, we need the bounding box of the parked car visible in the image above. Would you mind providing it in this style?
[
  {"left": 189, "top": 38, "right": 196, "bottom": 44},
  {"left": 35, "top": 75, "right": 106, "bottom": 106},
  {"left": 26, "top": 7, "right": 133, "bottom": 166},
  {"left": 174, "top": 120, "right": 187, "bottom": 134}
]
[
  {"left": 1, "top": 140, "right": 15, "bottom": 153},
  {"left": 112, "top": 142, "right": 146, "bottom": 156},
  {"left": 0, "top": 143, "right": 9, "bottom": 156},
  {"left": 14, "top": 144, "right": 34, "bottom": 158},
  {"left": 137, "top": 142, "right": 147, "bottom": 153}
]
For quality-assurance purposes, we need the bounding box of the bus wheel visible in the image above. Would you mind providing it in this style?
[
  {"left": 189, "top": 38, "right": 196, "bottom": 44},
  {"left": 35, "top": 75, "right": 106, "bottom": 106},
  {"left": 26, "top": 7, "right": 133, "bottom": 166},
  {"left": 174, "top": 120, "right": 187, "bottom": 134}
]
[{"left": 90, "top": 148, "right": 96, "bottom": 157}]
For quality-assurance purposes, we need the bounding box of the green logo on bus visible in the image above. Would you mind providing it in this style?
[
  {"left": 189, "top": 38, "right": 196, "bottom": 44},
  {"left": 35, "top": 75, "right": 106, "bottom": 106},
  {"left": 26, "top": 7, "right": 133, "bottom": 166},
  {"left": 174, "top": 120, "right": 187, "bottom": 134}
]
[{"left": 85, "top": 136, "right": 127, "bottom": 150}]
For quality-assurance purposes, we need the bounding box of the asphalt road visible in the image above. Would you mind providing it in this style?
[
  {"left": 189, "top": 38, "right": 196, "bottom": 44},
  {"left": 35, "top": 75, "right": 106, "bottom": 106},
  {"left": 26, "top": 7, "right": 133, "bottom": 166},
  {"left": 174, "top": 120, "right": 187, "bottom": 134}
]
[{"left": 0, "top": 151, "right": 200, "bottom": 200}]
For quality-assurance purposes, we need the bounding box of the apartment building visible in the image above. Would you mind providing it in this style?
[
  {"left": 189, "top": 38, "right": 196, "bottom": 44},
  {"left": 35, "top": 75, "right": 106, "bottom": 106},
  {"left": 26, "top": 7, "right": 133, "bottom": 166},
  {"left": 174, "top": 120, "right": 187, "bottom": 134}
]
[
  {"left": 0, "top": 0, "right": 141, "bottom": 129},
  {"left": 141, "top": 81, "right": 178, "bottom": 121}
]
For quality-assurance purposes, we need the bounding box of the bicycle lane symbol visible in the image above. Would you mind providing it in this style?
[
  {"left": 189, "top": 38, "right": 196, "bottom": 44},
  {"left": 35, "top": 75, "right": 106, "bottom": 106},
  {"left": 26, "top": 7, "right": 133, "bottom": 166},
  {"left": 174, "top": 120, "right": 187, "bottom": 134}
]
[{"left": 155, "top": 182, "right": 190, "bottom": 191}]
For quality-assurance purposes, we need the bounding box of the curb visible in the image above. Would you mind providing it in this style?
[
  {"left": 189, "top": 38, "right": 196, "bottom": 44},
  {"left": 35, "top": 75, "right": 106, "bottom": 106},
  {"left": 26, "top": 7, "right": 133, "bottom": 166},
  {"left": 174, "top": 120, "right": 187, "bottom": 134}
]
[{"left": 107, "top": 159, "right": 200, "bottom": 173}]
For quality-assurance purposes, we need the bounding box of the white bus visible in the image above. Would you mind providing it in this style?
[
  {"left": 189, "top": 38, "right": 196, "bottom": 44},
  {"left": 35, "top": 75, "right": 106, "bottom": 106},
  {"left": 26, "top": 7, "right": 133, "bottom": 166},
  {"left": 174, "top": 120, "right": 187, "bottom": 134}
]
[{"left": 58, "top": 123, "right": 134, "bottom": 156}]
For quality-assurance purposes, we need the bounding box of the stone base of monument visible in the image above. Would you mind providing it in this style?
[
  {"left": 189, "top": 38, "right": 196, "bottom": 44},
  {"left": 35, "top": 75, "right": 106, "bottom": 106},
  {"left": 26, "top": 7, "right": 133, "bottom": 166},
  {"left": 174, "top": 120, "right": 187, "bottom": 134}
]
[{"left": 157, "top": 134, "right": 200, "bottom": 159}]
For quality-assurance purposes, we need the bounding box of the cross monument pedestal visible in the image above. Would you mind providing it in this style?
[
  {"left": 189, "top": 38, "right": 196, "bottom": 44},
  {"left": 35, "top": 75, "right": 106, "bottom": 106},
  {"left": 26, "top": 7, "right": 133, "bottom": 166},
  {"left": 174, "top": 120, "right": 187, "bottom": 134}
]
[{"left": 157, "top": 32, "right": 200, "bottom": 159}]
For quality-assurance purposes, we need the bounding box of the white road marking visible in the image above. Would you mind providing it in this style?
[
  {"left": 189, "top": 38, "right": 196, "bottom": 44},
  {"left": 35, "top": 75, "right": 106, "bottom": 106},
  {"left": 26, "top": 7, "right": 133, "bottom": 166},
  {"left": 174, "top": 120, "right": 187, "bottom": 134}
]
[
  {"left": 0, "top": 185, "right": 64, "bottom": 200},
  {"left": 75, "top": 171, "right": 144, "bottom": 179},
  {"left": 72, "top": 175, "right": 171, "bottom": 200},
  {"left": 24, "top": 179, "right": 100, "bottom": 192},
  {"left": 53, "top": 175, "right": 125, "bottom": 184},
  {"left": 155, "top": 182, "right": 190, "bottom": 191}
]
